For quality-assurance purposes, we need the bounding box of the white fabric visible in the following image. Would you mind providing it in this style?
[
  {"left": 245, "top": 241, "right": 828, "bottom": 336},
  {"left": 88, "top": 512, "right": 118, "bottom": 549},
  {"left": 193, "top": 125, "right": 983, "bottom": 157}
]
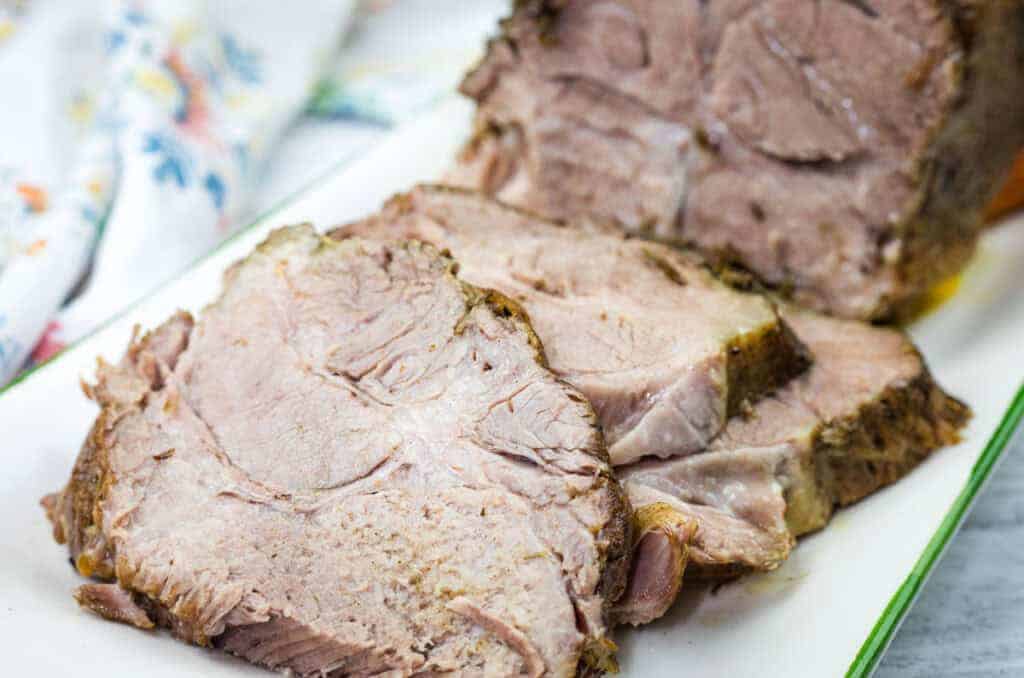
[{"left": 0, "top": 0, "right": 355, "bottom": 382}]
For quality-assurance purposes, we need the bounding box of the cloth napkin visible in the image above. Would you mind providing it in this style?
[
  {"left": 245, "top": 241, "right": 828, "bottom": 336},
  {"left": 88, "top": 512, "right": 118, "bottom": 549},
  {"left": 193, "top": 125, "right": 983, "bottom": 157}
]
[
  {"left": 0, "top": 0, "right": 355, "bottom": 384},
  {"left": 0, "top": 0, "right": 506, "bottom": 386}
]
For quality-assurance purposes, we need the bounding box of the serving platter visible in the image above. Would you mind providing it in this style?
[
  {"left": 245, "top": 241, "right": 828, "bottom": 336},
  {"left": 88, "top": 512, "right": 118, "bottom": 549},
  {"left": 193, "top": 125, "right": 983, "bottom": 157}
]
[{"left": 1, "top": 97, "right": 1021, "bottom": 677}]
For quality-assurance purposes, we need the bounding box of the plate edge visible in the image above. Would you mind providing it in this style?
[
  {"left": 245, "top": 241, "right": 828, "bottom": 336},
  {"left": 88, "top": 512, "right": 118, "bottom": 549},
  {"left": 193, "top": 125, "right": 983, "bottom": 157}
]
[{"left": 846, "top": 381, "right": 1024, "bottom": 677}]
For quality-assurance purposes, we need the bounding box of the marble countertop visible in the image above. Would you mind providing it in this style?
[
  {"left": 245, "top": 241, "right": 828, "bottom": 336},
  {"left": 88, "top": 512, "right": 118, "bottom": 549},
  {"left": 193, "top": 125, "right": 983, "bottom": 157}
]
[{"left": 875, "top": 430, "right": 1024, "bottom": 677}]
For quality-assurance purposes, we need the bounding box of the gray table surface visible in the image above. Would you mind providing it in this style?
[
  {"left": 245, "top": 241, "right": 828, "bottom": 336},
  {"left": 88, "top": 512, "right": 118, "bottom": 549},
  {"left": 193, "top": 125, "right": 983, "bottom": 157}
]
[{"left": 875, "top": 431, "right": 1024, "bottom": 677}]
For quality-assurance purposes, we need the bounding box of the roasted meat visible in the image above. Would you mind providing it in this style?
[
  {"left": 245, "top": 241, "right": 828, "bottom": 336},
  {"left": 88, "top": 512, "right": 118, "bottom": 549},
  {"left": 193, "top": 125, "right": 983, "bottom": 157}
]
[
  {"left": 45, "top": 228, "right": 631, "bottom": 677},
  {"left": 453, "top": 0, "right": 1024, "bottom": 319}
]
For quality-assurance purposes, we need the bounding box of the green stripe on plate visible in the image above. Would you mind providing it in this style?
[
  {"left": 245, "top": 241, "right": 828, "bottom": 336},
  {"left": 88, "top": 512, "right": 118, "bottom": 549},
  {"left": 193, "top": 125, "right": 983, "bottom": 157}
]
[{"left": 847, "top": 382, "right": 1024, "bottom": 677}]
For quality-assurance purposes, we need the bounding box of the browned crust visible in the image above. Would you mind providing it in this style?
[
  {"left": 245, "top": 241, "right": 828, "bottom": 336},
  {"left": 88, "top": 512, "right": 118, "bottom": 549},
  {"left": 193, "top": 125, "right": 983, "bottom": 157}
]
[
  {"left": 886, "top": 0, "right": 1024, "bottom": 321},
  {"left": 578, "top": 475, "right": 631, "bottom": 675},
  {"left": 45, "top": 312, "right": 197, "bottom": 581},
  {"left": 50, "top": 403, "right": 118, "bottom": 581},
  {"left": 636, "top": 243, "right": 812, "bottom": 417},
  {"left": 591, "top": 472, "right": 633, "bottom": 630},
  {"left": 818, "top": 364, "right": 971, "bottom": 511},
  {"left": 673, "top": 344, "right": 970, "bottom": 582},
  {"left": 725, "top": 316, "right": 811, "bottom": 417}
]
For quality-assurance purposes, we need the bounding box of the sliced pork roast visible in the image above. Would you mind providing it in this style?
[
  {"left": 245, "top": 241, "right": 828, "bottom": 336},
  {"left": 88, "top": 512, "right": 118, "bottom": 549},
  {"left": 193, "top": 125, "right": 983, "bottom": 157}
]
[
  {"left": 43, "top": 227, "right": 632, "bottom": 677},
  {"left": 333, "top": 188, "right": 968, "bottom": 626},
  {"left": 619, "top": 307, "right": 968, "bottom": 622},
  {"left": 452, "top": 0, "right": 1024, "bottom": 319},
  {"left": 335, "top": 185, "right": 808, "bottom": 467}
]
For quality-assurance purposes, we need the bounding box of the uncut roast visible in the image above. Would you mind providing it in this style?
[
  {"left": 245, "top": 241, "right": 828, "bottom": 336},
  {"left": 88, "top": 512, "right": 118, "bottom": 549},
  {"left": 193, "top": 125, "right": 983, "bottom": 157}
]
[{"left": 452, "top": 0, "right": 1024, "bottom": 319}]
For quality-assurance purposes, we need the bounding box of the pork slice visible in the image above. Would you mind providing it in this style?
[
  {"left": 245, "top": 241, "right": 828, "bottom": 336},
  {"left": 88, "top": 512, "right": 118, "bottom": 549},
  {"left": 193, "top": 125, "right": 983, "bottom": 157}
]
[
  {"left": 612, "top": 504, "right": 697, "bottom": 627},
  {"left": 455, "top": 0, "right": 1024, "bottom": 319},
  {"left": 45, "top": 227, "right": 631, "bottom": 677},
  {"left": 333, "top": 185, "right": 808, "bottom": 467},
  {"left": 73, "top": 583, "right": 156, "bottom": 630},
  {"left": 618, "top": 306, "right": 969, "bottom": 614}
]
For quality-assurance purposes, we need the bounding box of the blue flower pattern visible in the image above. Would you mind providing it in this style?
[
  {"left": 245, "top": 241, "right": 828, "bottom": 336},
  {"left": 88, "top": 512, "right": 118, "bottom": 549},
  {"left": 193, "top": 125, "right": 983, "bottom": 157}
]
[
  {"left": 0, "top": 313, "right": 23, "bottom": 374},
  {"left": 221, "top": 34, "right": 262, "bottom": 84},
  {"left": 0, "top": 2, "right": 343, "bottom": 385},
  {"left": 204, "top": 172, "right": 226, "bottom": 211},
  {"left": 122, "top": 9, "right": 147, "bottom": 27},
  {"left": 132, "top": 25, "right": 263, "bottom": 213},
  {"left": 106, "top": 30, "right": 126, "bottom": 53},
  {"left": 142, "top": 132, "right": 192, "bottom": 188}
]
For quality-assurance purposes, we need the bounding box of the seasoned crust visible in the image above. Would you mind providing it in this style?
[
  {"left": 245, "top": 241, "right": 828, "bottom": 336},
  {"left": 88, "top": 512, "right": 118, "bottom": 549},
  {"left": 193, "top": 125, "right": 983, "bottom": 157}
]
[
  {"left": 725, "top": 316, "right": 810, "bottom": 418},
  {"left": 622, "top": 307, "right": 969, "bottom": 588},
  {"left": 469, "top": 283, "right": 635, "bottom": 673},
  {"left": 667, "top": 379, "right": 969, "bottom": 584},
  {"left": 783, "top": 319, "right": 970, "bottom": 538},
  {"left": 818, "top": 365, "right": 970, "bottom": 511},
  {"left": 887, "top": 0, "right": 1024, "bottom": 321},
  {"left": 45, "top": 311, "right": 196, "bottom": 580},
  {"left": 687, "top": 363, "right": 970, "bottom": 583},
  {"left": 45, "top": 409, "right": 115, "bottom": 578}
]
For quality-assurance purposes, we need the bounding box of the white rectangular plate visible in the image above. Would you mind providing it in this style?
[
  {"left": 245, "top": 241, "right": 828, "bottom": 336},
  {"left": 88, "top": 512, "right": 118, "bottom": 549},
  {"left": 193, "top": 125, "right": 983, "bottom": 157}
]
[{"left": 2, "top": 97, "right": 1022, "bottom": 677}]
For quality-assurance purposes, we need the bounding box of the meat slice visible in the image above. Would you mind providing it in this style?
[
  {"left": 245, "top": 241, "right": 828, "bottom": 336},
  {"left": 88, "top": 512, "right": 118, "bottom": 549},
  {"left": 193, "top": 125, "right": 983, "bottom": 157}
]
[
  {"left": 453, "top": 0, "right": 1024, "bottom": 319},
  {"left": 333, "top": 185, "right": 808, "bottom": 466},
  {"left": 612, "top": 504, "right": 697, "bottom": 626},
  {"left": 73, "top": 583, "right": 156, "bottom": 630},
  {"left": 620, "top": 307, "right": 969, "bottom": 595},
  {"left": 44, "top": 227, "right": 631, "bottom": 677}
]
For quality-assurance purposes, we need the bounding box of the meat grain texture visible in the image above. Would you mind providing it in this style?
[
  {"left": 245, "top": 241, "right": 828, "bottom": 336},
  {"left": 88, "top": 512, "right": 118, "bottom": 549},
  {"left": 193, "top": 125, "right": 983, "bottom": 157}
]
[
  {"left": 336, "top": 185, "right": 807, "bottom": 468},
  {"left": 453, "top": 0, "right": 1024, "bottom": 319},
  {"left": 44, "top": 228, "right": 632, "bottom": 677},
  {"left": 334, "top": 188, "right": 969, "bottom": 625}
]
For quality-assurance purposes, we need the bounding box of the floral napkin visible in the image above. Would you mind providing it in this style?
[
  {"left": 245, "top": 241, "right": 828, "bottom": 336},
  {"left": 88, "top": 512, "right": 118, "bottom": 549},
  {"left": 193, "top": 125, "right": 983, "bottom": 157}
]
[{"left": 0, "top": 0, "right": 355, "bottom": 384}]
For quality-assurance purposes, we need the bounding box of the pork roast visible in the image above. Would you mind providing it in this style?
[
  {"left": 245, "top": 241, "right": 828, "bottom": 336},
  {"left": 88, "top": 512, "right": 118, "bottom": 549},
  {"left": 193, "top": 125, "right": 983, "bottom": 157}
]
[
  {"left": 618, "top": 306, "right": 969, "bottom": 622},
  {"left": 335, "top": 187, "right": 966, "bottom": 625},
  {"left": 44, "top": 227, "right": 632, "bottom": 677},
  {"left": 452, "top": 0, "right": 1024, "bottom": 319},
  {"left": 334, "top": 185, "right": 808, "bottom": 467}
]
